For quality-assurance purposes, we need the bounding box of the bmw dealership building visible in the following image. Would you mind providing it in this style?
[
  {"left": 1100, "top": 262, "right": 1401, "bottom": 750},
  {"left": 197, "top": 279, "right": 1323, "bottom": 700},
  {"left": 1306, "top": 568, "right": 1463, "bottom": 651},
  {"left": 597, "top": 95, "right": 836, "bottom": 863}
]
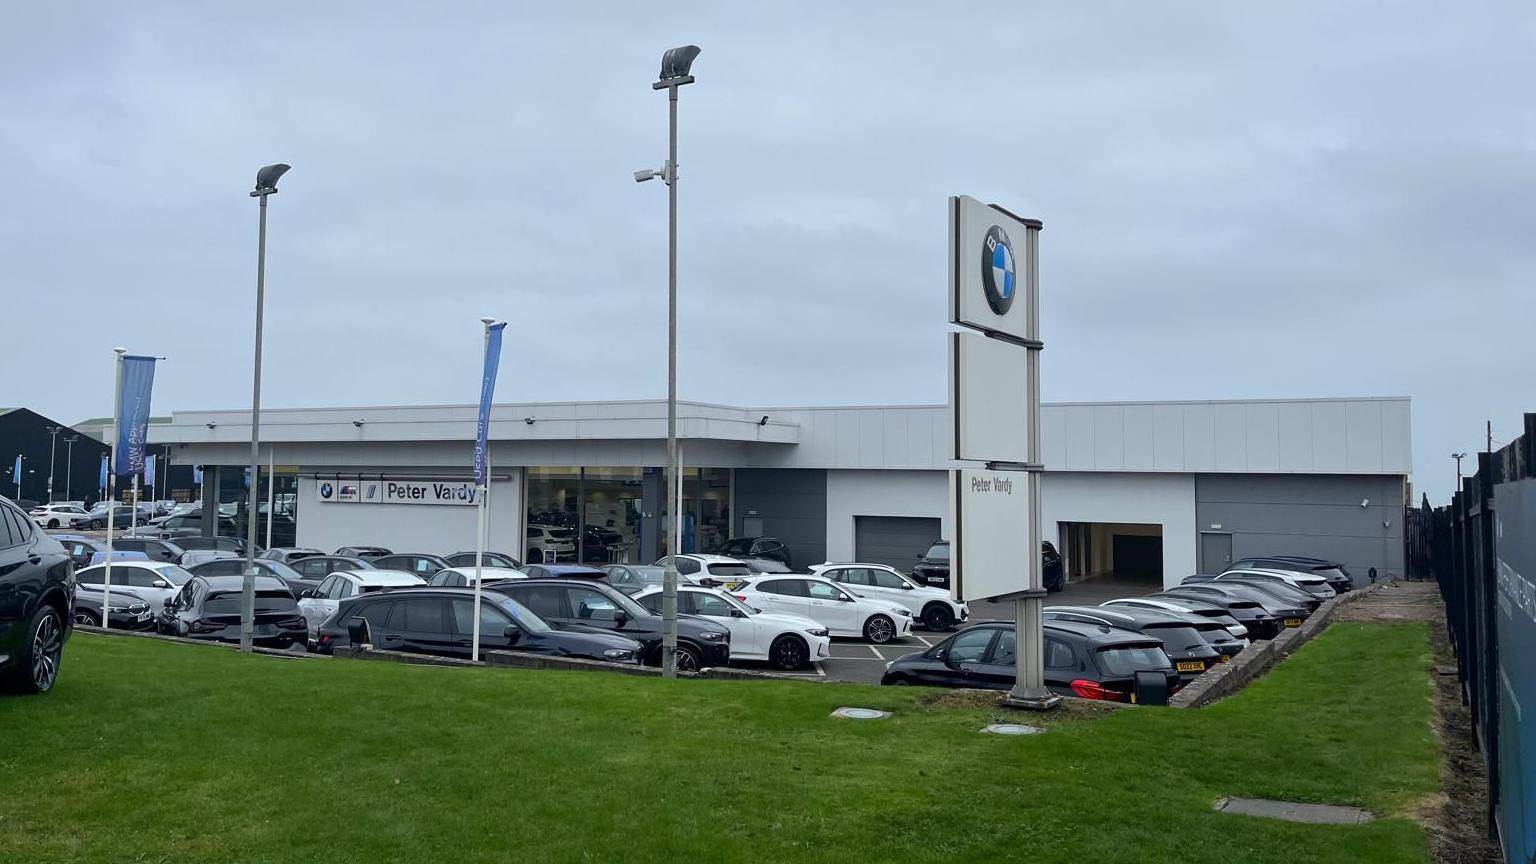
[{"left": 138, "top": 394, "right": 1411, "bottom": 591}]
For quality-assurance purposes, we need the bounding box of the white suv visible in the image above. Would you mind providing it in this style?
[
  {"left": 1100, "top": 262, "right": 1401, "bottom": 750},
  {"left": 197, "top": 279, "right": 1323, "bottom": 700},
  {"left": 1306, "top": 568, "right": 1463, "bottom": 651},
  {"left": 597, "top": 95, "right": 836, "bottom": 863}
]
[
  {"left": 730, "top": 574, "right": 913, "bottom": 643},
  {"left": 654, "top": 554, "right": 755, "bottom": 587},
  {"left": 632, "top": 585, "right": 831, "bottom": 670},
  {"left": 525, "top": 525, "right": 576, "bottom": 563},
  {"left": 811, "top": 562, "right": 969, "bottom": 631}
]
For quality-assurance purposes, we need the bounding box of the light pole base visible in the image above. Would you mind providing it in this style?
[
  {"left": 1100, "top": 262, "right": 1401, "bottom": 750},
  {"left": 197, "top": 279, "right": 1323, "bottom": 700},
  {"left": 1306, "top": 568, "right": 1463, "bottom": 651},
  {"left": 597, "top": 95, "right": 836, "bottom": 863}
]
[{"left": 1003, "top": 689, "right": 1063, "bottom": 711}]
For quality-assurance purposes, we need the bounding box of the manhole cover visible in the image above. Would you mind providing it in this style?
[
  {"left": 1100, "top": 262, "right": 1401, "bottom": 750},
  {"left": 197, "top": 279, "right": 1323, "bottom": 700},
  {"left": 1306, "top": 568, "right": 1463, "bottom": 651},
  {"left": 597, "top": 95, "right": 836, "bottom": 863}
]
[
  {"left": 982, "top": 723, "right": 1042, "bottom": 735},
  {"left": 831, "top": 707, "right": 891, "bottom": 720},
  {"left": 1214, "top": 796, "right": 1375, "bottom": 825}
]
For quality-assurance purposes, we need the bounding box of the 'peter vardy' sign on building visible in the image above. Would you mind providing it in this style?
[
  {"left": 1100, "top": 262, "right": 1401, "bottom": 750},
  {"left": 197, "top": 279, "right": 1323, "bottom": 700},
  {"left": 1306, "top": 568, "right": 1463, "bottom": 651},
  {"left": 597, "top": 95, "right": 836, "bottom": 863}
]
[{"left": 317, "top": 479, "right": 480, "bottom": 506}]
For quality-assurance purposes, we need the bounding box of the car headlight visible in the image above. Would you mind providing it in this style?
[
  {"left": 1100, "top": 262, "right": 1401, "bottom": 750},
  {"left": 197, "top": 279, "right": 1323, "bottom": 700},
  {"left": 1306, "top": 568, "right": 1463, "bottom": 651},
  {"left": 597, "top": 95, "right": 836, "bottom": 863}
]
[
  {"left": 108, "top": 605, "right": 129, "bottom": 613},
  {"left": 807, "top": 628, "right": 828, "bottom": 637},
  {"left": 602, "top": 649, "right": 636, "bottom": 662},
  {"left": 699, "top": 631, "right": 728, "bottom": 642},
  {"left": 895, "top": 608, "right": 912, "bottom": 616}
]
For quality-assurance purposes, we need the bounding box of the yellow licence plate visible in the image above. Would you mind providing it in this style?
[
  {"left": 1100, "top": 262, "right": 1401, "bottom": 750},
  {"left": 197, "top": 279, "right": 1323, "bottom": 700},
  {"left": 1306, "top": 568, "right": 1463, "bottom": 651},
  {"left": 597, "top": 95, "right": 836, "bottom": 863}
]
[
  {"left": 1283, "top": 618, "right": 1302, "bottom": 627},
  {"left": 1176, "top": 661, "right": 1206, "bottom": 673}
]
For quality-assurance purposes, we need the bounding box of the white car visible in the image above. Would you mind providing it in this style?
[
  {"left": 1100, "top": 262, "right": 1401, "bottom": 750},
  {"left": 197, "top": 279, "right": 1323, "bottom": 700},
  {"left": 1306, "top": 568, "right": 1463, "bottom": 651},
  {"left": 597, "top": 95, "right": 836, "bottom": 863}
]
[
  {"left": 298, "top": 570, "right": 424, "bottom": 638},
  {"left": 525, "top": 525, "right": 577, "bottom": 563},
  {"left": 75, "top": 560, "right": 195, "bottom": 611},
  {"left": 30, "top": 503, "right": 88, "bottom": 529},
  {"left": 1102, "top": 597, "right": 1249, "bottom": 640},
  {"left": 654, "top": 554, "right": 755, "bottom": 586},
  {"left": 730, "top": 574, "right": 913, "bottom": 643},
  {"left": 1216, "top": 567, "right": 1335, "bottom": 599},
  {"left": 426, "top": 566, "right": 527, "bottom": 587},
  {"left": 811, "top": 562, "right": 969, "bottom": 631},
  {"left": 631, "top": 585, "right": 830, "bottom": 670}
]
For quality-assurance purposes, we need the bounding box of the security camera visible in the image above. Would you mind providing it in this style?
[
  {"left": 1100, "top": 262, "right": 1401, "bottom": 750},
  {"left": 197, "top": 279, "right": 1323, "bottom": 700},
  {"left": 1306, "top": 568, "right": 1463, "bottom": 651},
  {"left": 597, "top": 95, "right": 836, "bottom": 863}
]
[
  {"left": 634, "top": 168, "right": 661, "bottom": 183},
  {"left": 1360, "top": 498, "right": 1370, "bottom": 508},
  {"left": 524, "top": 417, "right": 536, "bottom": 425},
  {"left": 353, "top": 419, "right": 365, "bottom": 428},
  {"left": 206, "top": 422, "right": 217, "bottom": 430},
  {"left": 758, "top": 416, "right": 769, "bottom": 426}
]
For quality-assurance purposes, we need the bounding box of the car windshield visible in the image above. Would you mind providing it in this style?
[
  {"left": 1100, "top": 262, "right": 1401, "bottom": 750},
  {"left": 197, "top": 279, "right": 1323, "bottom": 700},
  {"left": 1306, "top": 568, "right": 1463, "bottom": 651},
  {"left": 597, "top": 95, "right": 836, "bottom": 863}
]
[
  {"left": 494, "top": 596, "right": 553, "bottom": 634},
  {"left": 712, "top": 592, "right": 757, "bottom": 616},
  {"left": 924, "top": 543, "right": 949, "bottom": 561},
  {"left": 628, "top": 566, "right": 668, "bottom": 585},
  {"left": 204, "top": 590, "right": 297, "bottom": 615},
  {"left": 1096, "top": 645, "right": 1172, "bottom": 675},
  {"left": 602, "top": 588, "right": 651, "bottom": 619},
  {"left": 260, "top": 560, "right": 304, "bottom": 582},
  {"left": 158, "top": 541, "right": 187, "bottom": 556}
]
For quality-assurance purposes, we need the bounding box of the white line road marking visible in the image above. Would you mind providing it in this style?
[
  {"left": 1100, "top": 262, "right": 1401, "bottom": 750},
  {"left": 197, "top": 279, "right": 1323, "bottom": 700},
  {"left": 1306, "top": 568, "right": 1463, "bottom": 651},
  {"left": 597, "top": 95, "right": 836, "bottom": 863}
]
[
  {"left": 867, "top": 645, "right": 885, "bottom": 658},
  {"left": 915, "top": 636, "right": 933, "bottom": 647}
]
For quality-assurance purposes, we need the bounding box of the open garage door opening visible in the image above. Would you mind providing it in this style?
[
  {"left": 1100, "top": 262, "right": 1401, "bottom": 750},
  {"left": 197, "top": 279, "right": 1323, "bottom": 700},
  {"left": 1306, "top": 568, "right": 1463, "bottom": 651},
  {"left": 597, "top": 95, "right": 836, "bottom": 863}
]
[{"left": 1058, "top": 522, "right": 1164, "bottom": 589}]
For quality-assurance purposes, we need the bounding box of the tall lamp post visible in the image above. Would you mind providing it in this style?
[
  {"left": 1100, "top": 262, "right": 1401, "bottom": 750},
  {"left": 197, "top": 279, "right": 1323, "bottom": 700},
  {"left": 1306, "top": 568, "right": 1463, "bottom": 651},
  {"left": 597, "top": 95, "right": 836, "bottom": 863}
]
[
  {"left": 63, "top": 436, "right": 77, "bottom": 501},
  {"left": 1453, "top": 452, "right": 1467, "bottom": 493},
  {"left": 44, "top": 426, "right": 61, "bottom": 502},
  {"left": 636, "top": 44, "right": 700, "bottom": 678},
  {"left": 241, "top": 162, "right": 290, "bottom": 653}
]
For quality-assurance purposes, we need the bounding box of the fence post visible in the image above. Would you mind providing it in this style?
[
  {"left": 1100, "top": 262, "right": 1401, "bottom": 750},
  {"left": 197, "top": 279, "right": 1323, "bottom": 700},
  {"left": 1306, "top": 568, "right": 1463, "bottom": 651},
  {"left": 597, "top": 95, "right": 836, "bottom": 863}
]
[{"left": 1476, "top": 451, "right": 1501, "bottom": 840}]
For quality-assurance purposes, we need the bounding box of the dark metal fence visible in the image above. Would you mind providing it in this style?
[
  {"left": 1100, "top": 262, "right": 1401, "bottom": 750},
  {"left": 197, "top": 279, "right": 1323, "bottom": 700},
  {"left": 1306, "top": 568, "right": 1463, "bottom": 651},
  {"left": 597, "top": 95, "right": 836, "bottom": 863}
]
[{"left": 1417, "top": 412, "right": 1536, "bottom": 864}]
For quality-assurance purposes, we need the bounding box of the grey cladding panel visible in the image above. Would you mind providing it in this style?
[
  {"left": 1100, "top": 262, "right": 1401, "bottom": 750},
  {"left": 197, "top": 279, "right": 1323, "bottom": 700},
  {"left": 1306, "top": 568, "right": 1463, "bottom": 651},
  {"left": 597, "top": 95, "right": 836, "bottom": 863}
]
[{"left": 732, "top": 469, "right": 826, "bottom": 567}]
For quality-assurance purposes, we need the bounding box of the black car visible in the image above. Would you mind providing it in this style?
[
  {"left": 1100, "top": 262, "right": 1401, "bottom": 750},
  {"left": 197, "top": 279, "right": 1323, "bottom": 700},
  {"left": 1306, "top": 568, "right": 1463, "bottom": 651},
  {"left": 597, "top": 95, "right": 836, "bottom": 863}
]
[
  {"left": 110, "top": 537, "right": 186, "bottom": 565},
  {"left": 717, "top": 537, "right": 791, "bottom": 568},
  {"left": 444, "top": 551, "right": 522, "bottom": 570},
  {"left": 0, "top": 497, "right": 73, "bottom": 693},
  {"left": 152, "top": 511, "right": 240, "bottom": 535},
  {"left": 1103, "top": 596, "right": 1259, "bottom": 646},
  {"left": 53, "top": 535, "right": 108, "bottom": 569},
  {"left": 71, "top": 586, "right": 155, "bottom": 630},
  {"left": 1043, "top": 605, "right": 1224, "bottom": 680},
  {"left": 289, "top": 555, "right": 376, "bottom": 581},
  {"left": 1232, "top": 556, "right": 1354, "bottom": 594},
  {"left": 336, "top": 545, "right": 392, "bottom": 558},
  {"left": 599, "top": 564, "right": 667, "bottom": 595},
  {"left": 520, "top": 564, "right": 606, "bottom": 581},
  {"left": 370, "top": 553, "right": 450, "bottom": 579},
  {"left": 72, "top": 506, "right": 138, "bottom": 530},
  {"left": 188, "top": 557, "right": 319, "bottom": 596},
  {"left": 176, "top": 536, "right": 250, "bottom": 556},
  {"left": 1163, "top": 583, "right": 1312, "bottom": 631},
  {"left": 156, "top": 574, "right": 306, "bottom": 648},
  {"left": 581, "top": 526, "right": 624, "bottom": 562},
  {"left": 1145, "top": 590, "right": 1282, "bottom": 640},
  {"left": 312, "top": 587, "right": 644, "bottom": 664},
  {"left": 484, "top": 578, "right": 731, "bottom": 672},
  {"left": 911, "top": 540, "right": 1064, "bottom": 592},
  {"left": 1190, "top": 573, "right": 1326, "bottom": 611},
  {"left": 881, "top": 620, "right": 1179, "bottom": 704}
]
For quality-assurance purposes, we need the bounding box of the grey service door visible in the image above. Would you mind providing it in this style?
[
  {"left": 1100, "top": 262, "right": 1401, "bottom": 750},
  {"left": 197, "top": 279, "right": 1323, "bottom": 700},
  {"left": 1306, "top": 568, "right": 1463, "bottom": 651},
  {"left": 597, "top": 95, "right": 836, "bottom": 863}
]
[
  {"left": 1200, "top": 533, "right": 1233, "bottom": 574},
  {"left": 854, "top": 516, "right": 942, "bottom": 571}
]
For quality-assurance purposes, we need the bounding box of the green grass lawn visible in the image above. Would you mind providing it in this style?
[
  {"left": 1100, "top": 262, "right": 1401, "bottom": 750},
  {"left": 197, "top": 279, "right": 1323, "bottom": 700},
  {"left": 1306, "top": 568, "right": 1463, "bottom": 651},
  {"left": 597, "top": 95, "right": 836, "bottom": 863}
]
[{"left": 0, "top": 622, "right": 1437, "bottom": 864}]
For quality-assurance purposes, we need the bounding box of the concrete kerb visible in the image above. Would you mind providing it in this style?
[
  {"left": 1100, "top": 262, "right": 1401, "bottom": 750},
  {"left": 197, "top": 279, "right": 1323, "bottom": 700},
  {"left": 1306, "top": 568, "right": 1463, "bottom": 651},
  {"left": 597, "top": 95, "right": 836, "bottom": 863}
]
[
  {"left": 1168, "top": 581, "right": 1386, "bottom": 708},
  {"left": 337, "top": 646, "right": 819, "bottom": 682},
  {"left": 73, "top": 624, "right": 321, "bottom": 660}
]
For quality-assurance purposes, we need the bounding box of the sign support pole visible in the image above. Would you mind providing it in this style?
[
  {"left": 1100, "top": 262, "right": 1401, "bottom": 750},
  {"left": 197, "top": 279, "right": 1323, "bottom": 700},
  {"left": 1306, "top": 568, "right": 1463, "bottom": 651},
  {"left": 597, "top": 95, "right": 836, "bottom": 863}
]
[{"left": 103, "top": 348, "right": 126, "bottom": 630}]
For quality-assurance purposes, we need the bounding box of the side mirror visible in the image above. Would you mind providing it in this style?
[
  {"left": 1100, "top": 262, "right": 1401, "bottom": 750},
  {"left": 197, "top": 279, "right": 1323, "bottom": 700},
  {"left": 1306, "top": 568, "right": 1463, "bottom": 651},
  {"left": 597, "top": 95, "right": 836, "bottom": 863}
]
[
  {"left": 162, "top": 598, "right": 173, "bottom": 608},
  {"left": 899, "top": 583, "right": 914, "bottom": 590},
  {"left": 614, "top": 610, "right": 630, "bottom": 627},
  {"left": 838, "top": 594, "right": 854, "bottom": 602},
  {"left": 154, "top": 580, "right": 170, "bottom": 589},
  {"left": 503, "top": 624, "right": 521, "bottom": 645},
  {"left": 300, "top": 589, "right": 318, "bottom": 599},
  {"left": 729, "top": 609, "right": 747, "bottom": 618}
]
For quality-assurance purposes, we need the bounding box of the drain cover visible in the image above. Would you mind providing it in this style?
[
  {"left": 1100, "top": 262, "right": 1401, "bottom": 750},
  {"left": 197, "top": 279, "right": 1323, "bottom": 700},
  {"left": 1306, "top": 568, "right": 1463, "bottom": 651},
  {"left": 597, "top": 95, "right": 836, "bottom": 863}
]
[
  {"left": 831, "top": 707, "right": 891, "bottom": 720},
  {"left": 982, "top": 723, "right": 1042, "bottom": 735}
]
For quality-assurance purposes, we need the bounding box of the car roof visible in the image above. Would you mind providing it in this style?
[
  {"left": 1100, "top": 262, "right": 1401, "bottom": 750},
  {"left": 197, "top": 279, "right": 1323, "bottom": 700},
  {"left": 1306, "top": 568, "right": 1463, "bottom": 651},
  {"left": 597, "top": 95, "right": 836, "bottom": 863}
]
[
  {"left": 810, "top": 561, "right": 897, "bottom": 571},
  {"left": 342, "top": 570, "right": 422, "bottom": 586},
  {"left": 378, "top": 552, "right": 446, "bottom": 560},
  {"left": 197, "top": 574, "right": 289, "bottom": 591},
  {"left": 524, "top": 564, "right": 605, "bottom": 575},
  {"left": 1222, "top": 567, "right": 1314, "bottom": 579},
  {"left": 439, "top": 566, "right": 527, "bottom": 578},
  {"left": 1108, "top": 596, "right": 1223, "bottom": 614},
  {"left": 961, "top": 619, "right": 1163, "bottom": 649},
  {"left": 80, "top": 559, "right": 184, "bottom": 572},
  {"left": 1045, "top": 604, "right": 1199, "bottom": 626},
  {"left": 674, "top": 554, "right": 748, "bottom": 564}
]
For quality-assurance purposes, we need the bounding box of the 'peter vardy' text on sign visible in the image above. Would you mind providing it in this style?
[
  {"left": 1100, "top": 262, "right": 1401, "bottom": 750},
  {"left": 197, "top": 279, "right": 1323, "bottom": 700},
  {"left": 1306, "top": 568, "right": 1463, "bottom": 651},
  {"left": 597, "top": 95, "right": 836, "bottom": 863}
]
[{"left": 969, "top": 475, "right": 1015, "bottom": 494}]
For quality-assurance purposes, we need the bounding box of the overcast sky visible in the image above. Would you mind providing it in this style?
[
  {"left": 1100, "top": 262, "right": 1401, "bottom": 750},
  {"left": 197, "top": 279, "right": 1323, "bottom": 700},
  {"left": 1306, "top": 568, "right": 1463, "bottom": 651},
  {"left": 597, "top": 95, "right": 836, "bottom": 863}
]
[{"left": 3, "top": 2, "right": 1530, "bottom": 500}]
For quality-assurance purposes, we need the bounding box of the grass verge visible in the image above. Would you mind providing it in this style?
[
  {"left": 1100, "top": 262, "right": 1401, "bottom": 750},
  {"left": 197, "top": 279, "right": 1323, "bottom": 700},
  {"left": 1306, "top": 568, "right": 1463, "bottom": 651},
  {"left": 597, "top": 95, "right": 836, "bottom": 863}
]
[{"left": 0, "top": 622, "right": 1437, "bottom": 863}]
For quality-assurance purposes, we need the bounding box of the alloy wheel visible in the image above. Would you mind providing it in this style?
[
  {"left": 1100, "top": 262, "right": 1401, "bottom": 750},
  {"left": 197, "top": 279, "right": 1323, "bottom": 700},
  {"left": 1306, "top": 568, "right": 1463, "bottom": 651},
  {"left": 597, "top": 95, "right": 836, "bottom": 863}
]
[
  {"left": 675, "top": 647, "right": 700, "bottom": 673},
  {"left": 32, "top": 612, "right": 63, "bottom": 692},
  {"left": 866, "top": 615, "right": 895, "bottom": 644},
  {"left": 771, "top": 636, "right": 808, "bottom": 670}
]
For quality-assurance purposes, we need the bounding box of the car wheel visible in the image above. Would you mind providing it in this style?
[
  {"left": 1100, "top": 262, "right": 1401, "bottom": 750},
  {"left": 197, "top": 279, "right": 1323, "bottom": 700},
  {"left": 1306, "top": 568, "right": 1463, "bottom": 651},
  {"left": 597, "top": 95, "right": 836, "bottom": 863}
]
[
  {"left": 864, "top": 614, "right": 896, "bottom": 644},
  {"left": 3, "top": 605, "right": 65, "bottom": 694},
  {"left": 675, "top": 644, "right": 702, "bottom": 673},
  {"left": 46, "top": 518, "right": 59, "bottom": 529},
  {"left": 73, "top": 610, "right": 101, "bottom": 627},
  {"left": 922, "top": 603, "right": 955, "bottom": 631},
  {"left": 769, "top": 634, "right": 810, "bottom": 670},
  {"left": 90, "top": 519, "right": 104, "bottom": 530}
]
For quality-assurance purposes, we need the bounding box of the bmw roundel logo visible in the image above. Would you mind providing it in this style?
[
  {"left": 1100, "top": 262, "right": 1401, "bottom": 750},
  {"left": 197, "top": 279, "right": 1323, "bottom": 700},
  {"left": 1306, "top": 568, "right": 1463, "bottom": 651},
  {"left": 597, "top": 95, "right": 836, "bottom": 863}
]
[
  {"left": 980, "top": 224, "right": 1016, "bottom": 316},
  {"left": 320, "top": 482, "right": 334, "bottom": 500}
]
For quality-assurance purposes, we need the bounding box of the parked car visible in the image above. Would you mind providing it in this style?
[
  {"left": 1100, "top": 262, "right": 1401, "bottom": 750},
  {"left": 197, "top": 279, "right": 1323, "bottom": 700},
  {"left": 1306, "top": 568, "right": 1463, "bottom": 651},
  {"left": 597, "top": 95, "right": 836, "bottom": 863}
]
[
  {"left": 728, "top": 574, "right": 914, "bottom": 644},
  {"left": 1231, "top": 556, "right": 1354, "bottom": 593},
  {"left": 313, "top": 588, "right": 643, "bottom": 665},
  {"left": 75, "top": 560, "right": 194, "bottom": 611},
  {"left": 485, "top": 578, "right": 731, "bottom": 671},
  {"left": 176, "top": 536, "right": 248, "bottom": 567},
  {"left": 1189, "top": 572, "right": 1326, "bottom": 610},
  {"left": 812, "top": 562, "right": 970, "bottom": 631},
  {"left": 71, "top": 586, "right": 155, "bottom": 630},
  {"left": 444, "top": 551, "right": 522, "bottom": 570},
  {"left": 1101, "top": 596, "right": 1249, "bottom": 641},
  {"left": 110, "top": 537, "right": 186, "bottom": 565},
  {"left": 30, "top": 503, "right": 88, "bottom": 529},
  {"left": 370, "top": 553, "right": 450, "bottom": 579},
  {"left": 599, "top": 564, "right": 669, "bottom": 595},
  {"left": 881, "top": 620, "right": 1180, "bottom": 703},
  {"left": 632, "top": 585, "right": 829, "bottom": 670},
  {"left": 156, "top": 574, "right": 306, "bottom": 648},
  {"left": 581, "top": 525, "right": 624, "bottom": 562},
  {"left": 152, "top": 511, "right": 240, "bottom": 535},
  {"left": 521, "top": 564, "right": 605, "bottom": 581},
  {"left": 739, "top": 558, "right": 794, "bottom": 574},
  {"left": 290, "top": 555, "right": 377, "bottom": 581},
  {"left": 1042, "top": 606, "right": 1226, "bottom": 679},
  {"left": 427, "top": 566, "right": 527, "bottom": 587},
  {"left": 1215, "top": 567, "right": 1335, "bottom": 600},
  {"left": 335, "top": 545, "right": 391, "bottom": 558},
  {"left": 716, "top": 537, "right": 791, "bottom": 568},
  {"left": 910, "top": 540, "right": 1064, "bottom": 592},
  {"left": 1162, "top": 583, "right": 1312, "bottom": 632},
  {"left": 188, "top": 557, "right": 317, "bottom": 596},
  {"left": 87, "top": 550, "right": 150, "bottom": 566},
  {"left": 525, "top": 525, "right": 577, "bottom": 563},
  {"left": 53, "top": 535, "right": 107, "bottom": 569},
  {"left": 69, "top": 506, "right": 138, "bottom": 530},
  {"left": 13, "top": 499, "right": 42, "bottom": 514},
  {"left": 0, "top": 496, "right": 73, "bottom": 693},
  {"left": 298, "top": 570, "right": 424, "bottom": 638},
  {"left": 258, "top": 547, "right": 325, "bottom": 565},
  {"left": 654, "top": 554, "right": 755, "bottom": 587}
]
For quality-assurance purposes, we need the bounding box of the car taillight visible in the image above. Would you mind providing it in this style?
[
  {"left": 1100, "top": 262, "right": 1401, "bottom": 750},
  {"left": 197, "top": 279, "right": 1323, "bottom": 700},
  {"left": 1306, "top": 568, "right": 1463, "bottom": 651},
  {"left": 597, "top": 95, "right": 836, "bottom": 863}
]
[
  {"left": 732, "top": 594, "right": 748, "bottom": 602},
  {"left": 317, "top": 633, "right": 333, "bottom": 646},
  {"left": 1069, "top": 679, "right": 1127, "bottom": 702}
]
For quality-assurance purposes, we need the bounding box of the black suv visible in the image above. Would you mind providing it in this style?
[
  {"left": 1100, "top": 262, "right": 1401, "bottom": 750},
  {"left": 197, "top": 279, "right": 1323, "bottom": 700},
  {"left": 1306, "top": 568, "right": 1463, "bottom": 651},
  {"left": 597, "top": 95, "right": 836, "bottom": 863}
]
[
  {"left": 912, "top": 540, "right": 1065, "bottom": 592},
  {"left": 717, "top": 537, "right": 791, "bottom": 568},
  {"left": 0, "top": 496, "right": 74, "bottom": 693},
  {"left": 484, "top": 578, "right": 731, "bottom": 672}
]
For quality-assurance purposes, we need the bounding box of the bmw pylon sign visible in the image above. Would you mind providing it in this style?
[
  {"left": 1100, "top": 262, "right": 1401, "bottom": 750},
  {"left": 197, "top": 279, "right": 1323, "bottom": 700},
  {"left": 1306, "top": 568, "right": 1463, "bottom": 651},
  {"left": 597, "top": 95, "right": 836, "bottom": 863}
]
[
  {"left": 948, "top": 195, "right": 1038, "bottom": 344},
  {"left": 981, "top": 225, "right": 1015, "bottom": 315}
]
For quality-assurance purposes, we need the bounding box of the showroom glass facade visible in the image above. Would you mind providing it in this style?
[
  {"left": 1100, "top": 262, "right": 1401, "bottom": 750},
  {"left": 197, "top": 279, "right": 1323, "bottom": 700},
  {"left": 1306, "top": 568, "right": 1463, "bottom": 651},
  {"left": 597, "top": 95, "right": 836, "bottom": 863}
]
[{"left": 525, "top": 466, "right": 730, "bottom": 564}]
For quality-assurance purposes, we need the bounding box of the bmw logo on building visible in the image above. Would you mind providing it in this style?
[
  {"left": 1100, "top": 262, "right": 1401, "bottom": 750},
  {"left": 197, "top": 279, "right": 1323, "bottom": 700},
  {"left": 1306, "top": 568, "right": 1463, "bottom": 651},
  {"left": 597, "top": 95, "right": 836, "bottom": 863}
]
[
  {"left": 980, "top": 224, "right": 1016, "bottom": 316},
  {"left": 320, "top": 482, "right": 334, "bottom": 500}
]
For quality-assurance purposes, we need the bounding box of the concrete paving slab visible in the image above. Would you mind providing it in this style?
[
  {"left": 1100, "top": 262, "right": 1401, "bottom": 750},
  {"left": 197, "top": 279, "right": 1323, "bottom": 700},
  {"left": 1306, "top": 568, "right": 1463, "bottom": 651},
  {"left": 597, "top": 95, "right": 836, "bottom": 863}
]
[{"left": 1213, "top": 796, "right": 1375, "bottom": 825}]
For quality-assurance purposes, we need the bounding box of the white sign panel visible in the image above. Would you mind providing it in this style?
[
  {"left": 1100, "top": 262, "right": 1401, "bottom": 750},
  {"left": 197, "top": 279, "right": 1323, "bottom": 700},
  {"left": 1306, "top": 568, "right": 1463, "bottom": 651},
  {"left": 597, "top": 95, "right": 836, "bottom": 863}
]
[
  {"left": 949, "top": 195, "right": 1039, "bottom": 344},
  {"left": 316, "top": 479, "right": 479, "bottom": 506},
  {"left": 950, "top": 330, "right": 1032, "bottom": 464},
  {"left": 951, "top": 468, "right": 1035, "bottom": 602}
]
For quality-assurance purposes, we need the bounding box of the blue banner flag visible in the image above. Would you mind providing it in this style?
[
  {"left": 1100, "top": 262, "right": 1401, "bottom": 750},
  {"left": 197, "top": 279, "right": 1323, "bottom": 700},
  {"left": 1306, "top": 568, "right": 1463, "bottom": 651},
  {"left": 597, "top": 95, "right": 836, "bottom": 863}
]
[
  {"left": 193, "top": 465, "right": 203, "bottom": 485},
  {"left": 474, "top": 322, "right": 506, "bottom": 487},
  {"left": 11, "top": 455, "right": 19, "bottom": 485},
  {"left": 114, "top": 355, "right": 157, "bottom": 477},
  {"left": 99, "top": 454, "right": 108, "bottom": 490},
  {"left": 144, "top": 452, "right": 155, "bottom": 488}
]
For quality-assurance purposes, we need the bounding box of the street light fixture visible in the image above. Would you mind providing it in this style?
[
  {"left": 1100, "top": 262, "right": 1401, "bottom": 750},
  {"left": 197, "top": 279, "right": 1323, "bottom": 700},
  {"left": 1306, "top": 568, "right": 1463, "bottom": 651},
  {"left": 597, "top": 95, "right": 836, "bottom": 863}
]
[
  {"left": 638, "top": 43, "right": 699, "bottom": 678},
  {"left": 43, "top": 426, "right": 61, "bottom": 503},
  {"left": 1453, "top": 452, "right": 1467, "bottom": 492},
  {"left": 63, "top": 435, "right": 78, "bottom": 501},
  {"left": 241, "top": 162, "right": 290, "bottom": 654}
]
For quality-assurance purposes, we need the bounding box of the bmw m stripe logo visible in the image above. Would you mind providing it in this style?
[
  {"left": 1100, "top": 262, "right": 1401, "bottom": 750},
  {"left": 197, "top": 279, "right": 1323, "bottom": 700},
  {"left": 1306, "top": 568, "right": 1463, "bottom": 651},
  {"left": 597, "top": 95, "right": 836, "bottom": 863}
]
[{"left": 981, "top": 225, "right": 1015, "bottom": 316}]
